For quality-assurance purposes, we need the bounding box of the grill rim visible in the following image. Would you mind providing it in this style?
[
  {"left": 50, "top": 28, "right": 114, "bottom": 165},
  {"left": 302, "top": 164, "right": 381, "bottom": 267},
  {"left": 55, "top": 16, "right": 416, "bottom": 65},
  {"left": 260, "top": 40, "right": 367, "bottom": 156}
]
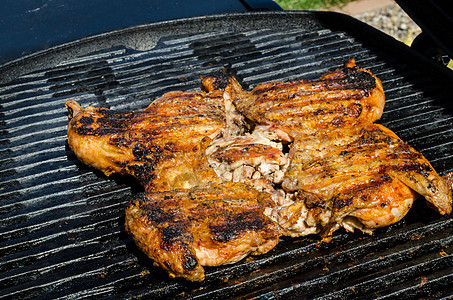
[{"left": 1, "top": 11, "right": 453, "bottom": 85}]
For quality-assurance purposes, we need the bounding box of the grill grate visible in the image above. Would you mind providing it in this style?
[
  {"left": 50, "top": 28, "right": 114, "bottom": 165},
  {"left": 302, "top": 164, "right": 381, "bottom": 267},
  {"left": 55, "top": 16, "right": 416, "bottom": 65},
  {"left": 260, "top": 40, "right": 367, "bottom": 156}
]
[{"left": 1, "top": 12, "right": 452, "bottom": 299}]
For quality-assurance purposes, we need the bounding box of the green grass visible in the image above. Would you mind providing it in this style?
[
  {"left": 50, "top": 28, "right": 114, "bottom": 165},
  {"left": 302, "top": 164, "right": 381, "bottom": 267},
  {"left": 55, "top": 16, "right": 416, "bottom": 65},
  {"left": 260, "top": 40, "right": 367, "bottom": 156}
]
[{"left": 274, "top": 0, "right": 355, "bottom": 10}]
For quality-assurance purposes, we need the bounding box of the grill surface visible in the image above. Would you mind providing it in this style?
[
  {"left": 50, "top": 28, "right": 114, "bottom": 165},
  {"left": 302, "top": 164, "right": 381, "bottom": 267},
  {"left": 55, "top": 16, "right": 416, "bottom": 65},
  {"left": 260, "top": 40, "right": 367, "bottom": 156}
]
[{"left": 0, "top": 12, "right": 452, "bottom": 299}]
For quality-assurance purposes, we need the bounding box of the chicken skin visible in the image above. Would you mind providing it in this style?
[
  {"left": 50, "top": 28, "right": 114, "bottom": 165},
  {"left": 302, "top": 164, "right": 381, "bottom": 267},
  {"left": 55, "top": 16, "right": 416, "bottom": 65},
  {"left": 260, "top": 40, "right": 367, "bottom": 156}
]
[
  {"left": 280, "top": 123, "right": 452, "bottom": 239},
  {"left": 65, "top": 75, "right": 233, "bottom": 191},
  {"left": 230, "top": 59, "right": 385, "bottom": 137},
  {"left": 125, "top": 182, "right": 280, "bottom": 281}
]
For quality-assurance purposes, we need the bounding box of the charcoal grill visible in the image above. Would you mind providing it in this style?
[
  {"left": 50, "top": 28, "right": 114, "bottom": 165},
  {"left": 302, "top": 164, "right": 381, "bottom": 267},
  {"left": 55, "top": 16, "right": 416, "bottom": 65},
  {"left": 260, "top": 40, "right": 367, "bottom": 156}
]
[{"left": 1, "top": 11, "right": 452, "bottom": 299}]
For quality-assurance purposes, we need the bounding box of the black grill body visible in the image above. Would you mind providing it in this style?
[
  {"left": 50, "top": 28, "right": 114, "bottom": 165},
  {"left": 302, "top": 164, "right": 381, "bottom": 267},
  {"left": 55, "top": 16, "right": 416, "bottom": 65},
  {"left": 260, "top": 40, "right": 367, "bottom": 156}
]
[
  {"left": 0, "top": 12, "right": 452, "bottom": 299},
  {"left": 396, "top": 0, "right": 453, "bottom": 63}
]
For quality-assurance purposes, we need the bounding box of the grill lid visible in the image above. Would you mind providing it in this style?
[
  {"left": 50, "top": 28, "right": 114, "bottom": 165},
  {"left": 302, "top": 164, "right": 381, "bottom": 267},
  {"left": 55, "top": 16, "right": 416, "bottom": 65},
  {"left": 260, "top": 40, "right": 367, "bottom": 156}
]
[{"left": 0, "top": 11, "right": 452, "bottom": 299}]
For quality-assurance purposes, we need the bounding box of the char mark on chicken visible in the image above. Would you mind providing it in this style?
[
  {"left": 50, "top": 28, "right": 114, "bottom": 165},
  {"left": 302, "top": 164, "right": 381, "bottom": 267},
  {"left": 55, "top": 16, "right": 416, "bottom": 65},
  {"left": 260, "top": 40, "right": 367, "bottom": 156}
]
[
  {"left": 281, "top": 123, "right": 452, "bottom": 239},
  {"left": 229, "top": 59, "right": 385, "bottom": 137},
  {"left": 125, "top": 182, "right": 280, "bottom": 281}
]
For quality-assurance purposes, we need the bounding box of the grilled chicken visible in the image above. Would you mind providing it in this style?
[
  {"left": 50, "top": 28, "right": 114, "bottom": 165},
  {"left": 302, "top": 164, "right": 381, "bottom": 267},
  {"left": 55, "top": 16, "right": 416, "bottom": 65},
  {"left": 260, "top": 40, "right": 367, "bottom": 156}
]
[
  {"left": 125, "top": 182, "right": 280, "bottom": 281},
  {"left": 279, "top": 123, "right": 452, "bottom": 239},
  {"left": 66, "top": 60, "right": 452, "bottom": 281},
  {"left": 230, "top": 59, "right": 385, "bottom": 137},
  {"left": 66, "top": 72, "right": 282, "bottom": 281},
  {"left": 65, "top": 74, "right": 238, "bottom": 191}
]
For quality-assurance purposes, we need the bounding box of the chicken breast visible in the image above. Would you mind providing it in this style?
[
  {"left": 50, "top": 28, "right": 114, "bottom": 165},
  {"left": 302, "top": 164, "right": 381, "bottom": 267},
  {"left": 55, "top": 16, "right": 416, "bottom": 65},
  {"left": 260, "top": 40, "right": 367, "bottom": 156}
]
[
  {"left": 125, "top": 182, "right": 280, "bottom": 281},
  {"left": 280, "top": 123, "right": 452, "bottom": 239},
  {"left": 230, "top": 59, "right": 385, "bottom": 137},
  {"left": 65, "top": 77, "right": 232, "bottom": 191}
]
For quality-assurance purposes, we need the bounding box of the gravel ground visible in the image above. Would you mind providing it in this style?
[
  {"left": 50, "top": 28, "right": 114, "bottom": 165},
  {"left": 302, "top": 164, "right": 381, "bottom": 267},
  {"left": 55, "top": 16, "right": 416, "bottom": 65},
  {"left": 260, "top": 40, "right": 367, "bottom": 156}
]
[{"left": 352, "top": 3, "right": 422, "bottom": 45}]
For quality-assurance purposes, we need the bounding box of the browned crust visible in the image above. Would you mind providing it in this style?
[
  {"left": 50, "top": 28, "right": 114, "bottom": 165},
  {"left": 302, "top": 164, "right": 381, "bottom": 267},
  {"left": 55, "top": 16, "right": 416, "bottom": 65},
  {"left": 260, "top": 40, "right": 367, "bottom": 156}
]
[
  {"left": 231, "top": 59, "right": 385, "bottom": 136},
  {"left": 283, "top": 123, "right": 452, "bottom": 232},
  {"left": 65, "top": 90, "right": 227, "bottom": 191},
  {"left": 125, "top": 182, "right": 280, "bottom": 281}
]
